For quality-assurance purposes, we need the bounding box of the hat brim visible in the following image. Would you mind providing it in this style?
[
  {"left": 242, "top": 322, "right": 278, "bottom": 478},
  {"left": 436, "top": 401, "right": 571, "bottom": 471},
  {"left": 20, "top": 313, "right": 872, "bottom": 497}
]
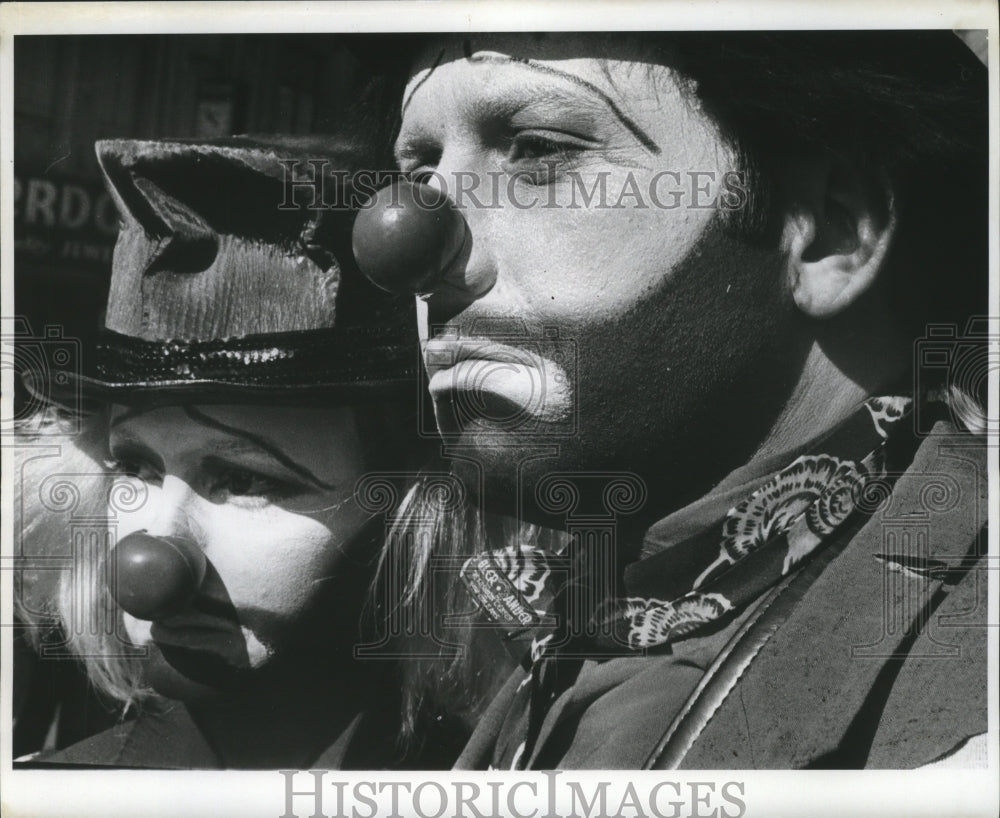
[
  {"left": 22, "top": 324, "right": 423, "bottom": 413},
  {"left": 23, "top": 367, "right": 419, "bottom": 415}
]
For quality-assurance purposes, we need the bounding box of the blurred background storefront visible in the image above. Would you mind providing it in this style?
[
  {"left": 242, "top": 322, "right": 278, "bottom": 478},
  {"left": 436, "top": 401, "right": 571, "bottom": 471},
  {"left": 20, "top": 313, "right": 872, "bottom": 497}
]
[{"left": 13, "top": 34, "right": 374, "bottom": 391}]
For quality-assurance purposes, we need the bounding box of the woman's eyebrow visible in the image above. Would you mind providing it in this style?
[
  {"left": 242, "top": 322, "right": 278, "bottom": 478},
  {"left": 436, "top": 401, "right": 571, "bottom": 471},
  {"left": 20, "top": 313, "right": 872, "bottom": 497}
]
[{"left": 182, "top": 407, "right": 336, "bottom": 491}]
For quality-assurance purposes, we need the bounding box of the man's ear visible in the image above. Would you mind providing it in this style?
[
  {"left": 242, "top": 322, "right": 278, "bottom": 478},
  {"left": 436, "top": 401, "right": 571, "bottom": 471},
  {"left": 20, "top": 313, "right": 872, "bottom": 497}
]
[{"left": 780, "top": 156, "right": 897, "bottom": 319}]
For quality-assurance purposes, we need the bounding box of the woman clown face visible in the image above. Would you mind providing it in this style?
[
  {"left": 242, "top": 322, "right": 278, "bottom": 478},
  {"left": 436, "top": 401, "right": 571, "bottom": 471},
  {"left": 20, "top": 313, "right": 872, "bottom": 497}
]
[{"left": 107, "top": 403, "right": 374, "bottom": 699}]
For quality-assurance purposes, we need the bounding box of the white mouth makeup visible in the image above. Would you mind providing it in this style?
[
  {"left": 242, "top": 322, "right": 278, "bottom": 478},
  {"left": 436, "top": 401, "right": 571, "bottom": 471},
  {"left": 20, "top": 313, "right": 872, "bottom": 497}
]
[{"left": 424, "top": 337, "right": 572, "bottom": 427}]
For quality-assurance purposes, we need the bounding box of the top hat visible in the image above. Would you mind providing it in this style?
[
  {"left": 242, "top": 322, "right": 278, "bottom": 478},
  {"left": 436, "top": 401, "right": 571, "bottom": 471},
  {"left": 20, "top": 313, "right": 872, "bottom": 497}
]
[{"left": 27, "top": 134, "right": 418, "bottom": 409}]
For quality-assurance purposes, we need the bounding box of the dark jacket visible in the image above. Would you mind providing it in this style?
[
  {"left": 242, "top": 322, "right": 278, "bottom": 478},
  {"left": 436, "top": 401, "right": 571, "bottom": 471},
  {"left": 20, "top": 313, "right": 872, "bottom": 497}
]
[
  {"left": 16, "top": 702, "right": 389, "bottom": 769},
  {"left": 456, "top": 420, "right": 987, "bottom": 769}
]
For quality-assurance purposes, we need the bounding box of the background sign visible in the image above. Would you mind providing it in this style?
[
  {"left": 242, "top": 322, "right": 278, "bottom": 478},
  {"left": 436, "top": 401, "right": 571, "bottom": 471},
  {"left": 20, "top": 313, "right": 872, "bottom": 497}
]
[{"left": 13, "top": 171, "right": 119, "bottom": 273}]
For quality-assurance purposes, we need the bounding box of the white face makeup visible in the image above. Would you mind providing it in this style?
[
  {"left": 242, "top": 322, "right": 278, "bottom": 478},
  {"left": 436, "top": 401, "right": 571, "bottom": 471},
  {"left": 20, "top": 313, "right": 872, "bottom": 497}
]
[
  {"left": 107, "top": 404, "right": 372, "bottom": 695},
  {"left": 398, "top": 35, "right": 794, "bottom": 495}
]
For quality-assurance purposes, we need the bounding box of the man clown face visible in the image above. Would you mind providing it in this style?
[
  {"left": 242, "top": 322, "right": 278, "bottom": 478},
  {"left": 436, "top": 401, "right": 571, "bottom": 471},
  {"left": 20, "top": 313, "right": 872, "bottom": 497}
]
[{"left": 396, "top": 34, "right": 837, "bottom": 515}]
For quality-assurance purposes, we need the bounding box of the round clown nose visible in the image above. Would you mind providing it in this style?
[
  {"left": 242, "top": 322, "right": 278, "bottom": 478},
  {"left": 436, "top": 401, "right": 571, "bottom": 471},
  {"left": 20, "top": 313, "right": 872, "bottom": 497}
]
[
  {"left": 109, "top": 532, "right": 207, "bottom": 621},
  {"left": 352, "top": 181, "right": 466, "bottom": 295}
]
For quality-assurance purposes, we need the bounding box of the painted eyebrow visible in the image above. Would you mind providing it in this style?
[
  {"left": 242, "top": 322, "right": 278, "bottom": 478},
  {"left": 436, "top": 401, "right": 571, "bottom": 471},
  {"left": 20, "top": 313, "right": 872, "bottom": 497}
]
[
  {"left": 401, "top": 47, "right": 446, "bottom": 115},
  {"left": 106, "top": 434, "right": 162, "bottom": 471},
  {"left": 182, "top": 407, "right": 337, "bottom": 491},
  {"left": 401, "top": 44, "right": 661, "bottom": 156},
  {"left": 110, "top": 408, "right": 338, "bottom": 491}
]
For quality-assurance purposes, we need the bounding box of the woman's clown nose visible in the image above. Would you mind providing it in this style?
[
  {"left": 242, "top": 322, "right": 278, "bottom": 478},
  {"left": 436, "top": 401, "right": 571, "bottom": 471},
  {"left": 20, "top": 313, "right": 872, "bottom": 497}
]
[
  {"left": 352, "top": 181, "right": 466, "bottom": 295},
  {"left": 109, "top": 532, "right": 208, "bottom": 621}
]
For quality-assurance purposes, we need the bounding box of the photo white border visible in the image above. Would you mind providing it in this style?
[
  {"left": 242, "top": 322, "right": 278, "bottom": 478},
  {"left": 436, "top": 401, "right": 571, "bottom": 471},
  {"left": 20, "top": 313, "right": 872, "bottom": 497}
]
[{"left": 1, "top": 2, "right": 997, "bottom": 817}]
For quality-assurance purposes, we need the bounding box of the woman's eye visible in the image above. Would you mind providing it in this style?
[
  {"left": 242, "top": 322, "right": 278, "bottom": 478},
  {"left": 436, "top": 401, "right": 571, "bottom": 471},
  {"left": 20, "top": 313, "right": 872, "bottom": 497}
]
[{"left": 210, "top": 466, "right": 294, "bottom": 500}]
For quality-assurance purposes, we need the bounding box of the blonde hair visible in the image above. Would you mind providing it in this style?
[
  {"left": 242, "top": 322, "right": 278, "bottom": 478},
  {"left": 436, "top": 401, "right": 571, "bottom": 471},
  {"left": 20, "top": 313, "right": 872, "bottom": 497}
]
[
  {"left": 16, "top": 407, "right": 150, "bottom": 713},
  {"left": 369, "top": 466, "right": 570, "bottom": 756}
]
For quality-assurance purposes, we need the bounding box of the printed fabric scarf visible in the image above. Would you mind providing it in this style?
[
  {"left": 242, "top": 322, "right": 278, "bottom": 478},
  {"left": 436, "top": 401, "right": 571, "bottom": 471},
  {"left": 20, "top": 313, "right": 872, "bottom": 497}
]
[{"left": 459, "top": 395, "right": 919, "bottom": 770}]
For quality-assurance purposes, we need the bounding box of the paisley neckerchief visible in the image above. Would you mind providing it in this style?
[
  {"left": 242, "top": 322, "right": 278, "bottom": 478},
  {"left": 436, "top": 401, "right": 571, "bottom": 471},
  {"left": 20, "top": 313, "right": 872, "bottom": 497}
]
[{"left": 459, "top": 395, "right": 919, "bottom": 770}]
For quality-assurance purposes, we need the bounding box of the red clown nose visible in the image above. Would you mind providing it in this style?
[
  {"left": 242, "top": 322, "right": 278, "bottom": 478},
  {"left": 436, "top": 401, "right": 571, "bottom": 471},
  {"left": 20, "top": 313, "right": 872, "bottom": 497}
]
[
  {"left": 109, "top": 532, "right": 207, "bottom": 621},
  {"left": 352, "top": 181, "right": 466, "bottom": 295}
]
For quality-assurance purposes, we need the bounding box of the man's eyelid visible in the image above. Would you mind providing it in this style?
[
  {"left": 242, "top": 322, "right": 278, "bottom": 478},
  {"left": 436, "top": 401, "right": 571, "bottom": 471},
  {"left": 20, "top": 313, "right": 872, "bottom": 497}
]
[
  {"left": 397, "top": 83, "right": 605, "bottom": 155},
  {"left": 511, "top": 128, "right": 599, "bottom": 149},
  {"left": 505, "top": 95, "right": 608, "bottom": 132},
  {"left": 394, "top": 139, "right": 440, "bottom": 174}
]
